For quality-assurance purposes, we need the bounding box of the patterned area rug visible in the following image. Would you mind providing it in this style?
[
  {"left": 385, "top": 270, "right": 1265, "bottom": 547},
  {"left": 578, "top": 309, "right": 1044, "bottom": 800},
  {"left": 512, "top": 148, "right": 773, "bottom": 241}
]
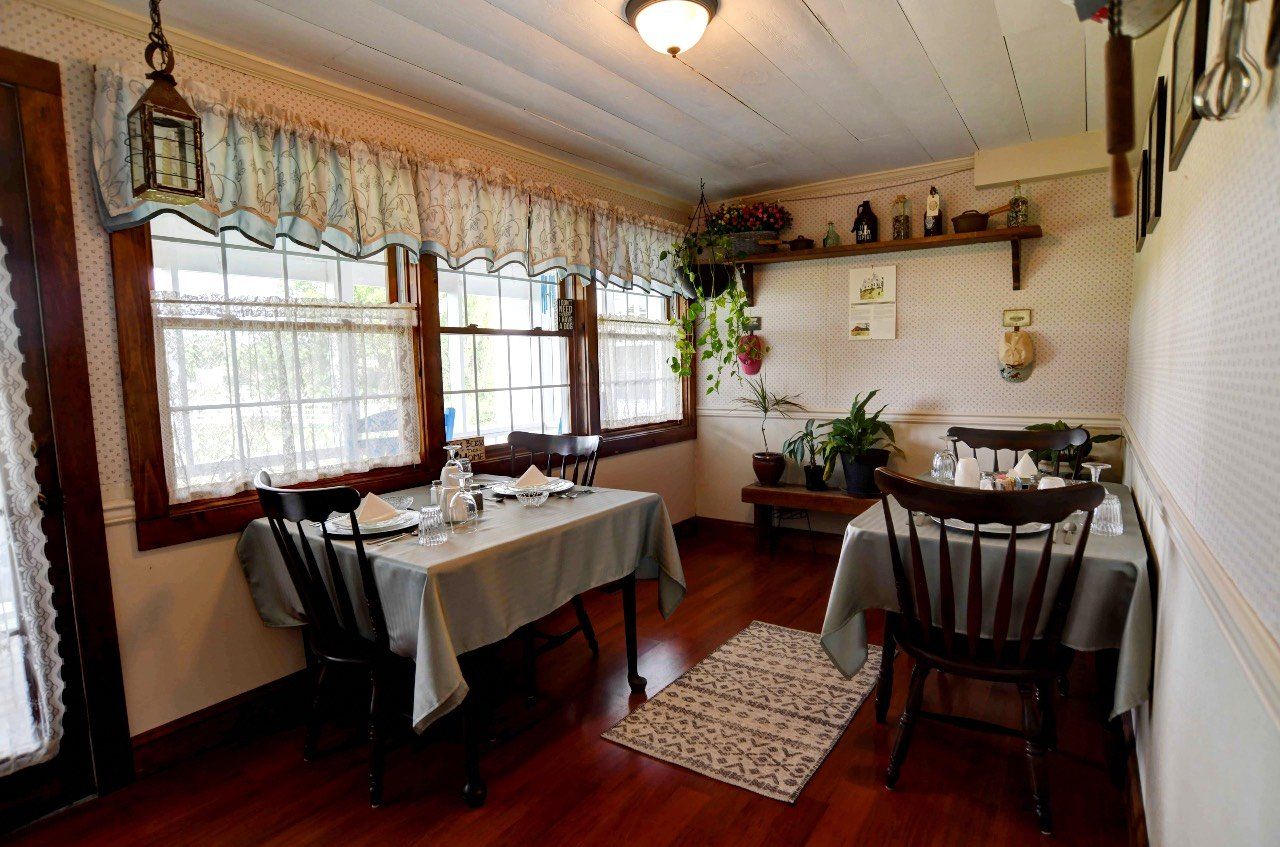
[{"left": 602, "top": 621, "right": 881, "bottom": 803}]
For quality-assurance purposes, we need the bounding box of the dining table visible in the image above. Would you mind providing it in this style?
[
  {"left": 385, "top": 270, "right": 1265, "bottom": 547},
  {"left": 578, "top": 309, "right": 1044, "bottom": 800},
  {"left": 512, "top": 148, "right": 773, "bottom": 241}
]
[
  {"left": 820, "top": 481, "right": 1153, "bottom": 721},
  {"left": 236, "top": 474, "right": 685, "bottom": 736}
]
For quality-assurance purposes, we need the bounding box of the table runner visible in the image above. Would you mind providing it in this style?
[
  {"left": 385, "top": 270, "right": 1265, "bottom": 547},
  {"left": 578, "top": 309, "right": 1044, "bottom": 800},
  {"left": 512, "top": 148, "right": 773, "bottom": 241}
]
[
  {"left": 821, "top": 483, "right": 1153, "bottom": 717},
  {"left": 237, "top": 479, "right": 685, "bottom": 731}
]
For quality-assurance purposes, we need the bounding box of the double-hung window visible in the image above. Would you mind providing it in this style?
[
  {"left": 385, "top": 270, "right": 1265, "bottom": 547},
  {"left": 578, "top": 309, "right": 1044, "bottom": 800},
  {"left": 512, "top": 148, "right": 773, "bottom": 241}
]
[
  {"left": 596, "top": 285, "right": 683, "bottom": 430},
  {"left": 436, "top": 258, "right": 571, "bottom": 445},
  {"left": 147, "top": 216, "right": 420, "bottom": 503}
]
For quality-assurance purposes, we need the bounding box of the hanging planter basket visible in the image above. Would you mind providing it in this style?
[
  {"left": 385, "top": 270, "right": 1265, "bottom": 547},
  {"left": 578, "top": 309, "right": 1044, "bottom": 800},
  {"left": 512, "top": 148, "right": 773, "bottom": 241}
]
[{"left": 722, "top": 230, "right": 777, "bottom": 259}]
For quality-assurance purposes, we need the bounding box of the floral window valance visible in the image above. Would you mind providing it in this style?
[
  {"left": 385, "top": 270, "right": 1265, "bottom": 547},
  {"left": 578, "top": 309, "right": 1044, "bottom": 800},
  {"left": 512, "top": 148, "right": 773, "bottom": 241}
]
[{"left": 91, "top": 60, "right": 688, "bottom": 296}]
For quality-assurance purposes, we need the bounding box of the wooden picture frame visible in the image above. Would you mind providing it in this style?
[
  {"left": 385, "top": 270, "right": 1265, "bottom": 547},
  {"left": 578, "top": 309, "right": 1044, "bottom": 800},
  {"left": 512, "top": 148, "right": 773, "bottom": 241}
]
[
  {"left": 1147, "top": 76, "right": 1167, "bottom": 233},
  {"left": 1135, "top": 149, "right": 1148, "bottom": 253},
  {"left": 1170, "top": 0, "right": 1209, "bottom": 171}
]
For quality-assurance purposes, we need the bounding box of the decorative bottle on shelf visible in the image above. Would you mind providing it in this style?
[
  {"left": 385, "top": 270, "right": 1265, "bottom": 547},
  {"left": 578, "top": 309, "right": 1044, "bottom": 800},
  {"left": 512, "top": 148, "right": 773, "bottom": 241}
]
[
  {"left": 823, "top": 221, "right": 841, "bottom": 248},
  {"left": 891, "top": 195, "right": 911, "bottom": 240},
  {"left": 1007, "top": 181, "right": 1029, "bottom": 227},
  {"left": 923, "top": 186, "right": 943, "bottom": 236},
  {"left": 851, "top": 200, "right": 878, "bottom": 243}
]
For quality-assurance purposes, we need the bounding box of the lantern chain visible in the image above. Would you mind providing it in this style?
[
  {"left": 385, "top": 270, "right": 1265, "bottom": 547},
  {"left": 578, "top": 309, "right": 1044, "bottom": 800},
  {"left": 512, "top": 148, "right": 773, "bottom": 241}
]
[{"left": 145, "top": 0, "right": 176, "bottom": 75}]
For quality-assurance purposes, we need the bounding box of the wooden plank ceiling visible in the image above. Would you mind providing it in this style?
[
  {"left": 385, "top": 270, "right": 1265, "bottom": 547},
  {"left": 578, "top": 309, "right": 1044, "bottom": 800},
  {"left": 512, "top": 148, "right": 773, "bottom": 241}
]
[{"left": 113, "top": 0, "right": 1101, "bottom": 201}]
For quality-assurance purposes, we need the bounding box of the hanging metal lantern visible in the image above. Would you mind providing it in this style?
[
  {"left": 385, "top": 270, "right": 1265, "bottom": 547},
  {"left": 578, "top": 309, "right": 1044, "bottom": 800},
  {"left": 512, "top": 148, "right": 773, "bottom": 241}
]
[{"left": 128, "top": 0, "right": 204, "bottom": 205}]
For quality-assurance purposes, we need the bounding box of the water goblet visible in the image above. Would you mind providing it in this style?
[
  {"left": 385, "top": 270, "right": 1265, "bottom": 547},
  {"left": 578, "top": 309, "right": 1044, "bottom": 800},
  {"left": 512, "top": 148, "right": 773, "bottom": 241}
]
[
  {"left": 931, "top": 435, "right": 956, "bottom": 482},
  {"left": 449, "top": 476, "right": 479, "bottom": 534}
]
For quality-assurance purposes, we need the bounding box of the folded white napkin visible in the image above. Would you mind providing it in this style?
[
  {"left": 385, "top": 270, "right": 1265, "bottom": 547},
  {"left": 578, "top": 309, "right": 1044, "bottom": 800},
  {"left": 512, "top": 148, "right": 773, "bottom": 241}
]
[
  {"left": 1037, "top": 476, "right": 1066, "bottom": 490},
  {"left": 954, "top": 457, "right": 981, "bottom": 488},
  {"left": 513, "top": 465, "right": 552, "bottom": 489},
  {"left": 1011, "top": 453, "right": 1040, "bottom": 479},
  {"left": 355, "top": 492, "right": 399, "bottom": 524}
]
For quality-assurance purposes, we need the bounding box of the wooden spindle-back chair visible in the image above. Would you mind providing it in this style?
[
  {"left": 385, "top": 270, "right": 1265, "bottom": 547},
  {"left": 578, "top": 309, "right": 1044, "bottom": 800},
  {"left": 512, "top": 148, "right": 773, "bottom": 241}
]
[
  {"left": 873, "top": 468, "right": 1105, "bottom": 834},
  {"left": 253, "top": 470, "right": 396, "bottom": 807},
  {"left": 506, "top": 432, "right": 602, "bottom": 685},
  {"left": 947, "top": 425, "right": 1089, "bottom": 477}
]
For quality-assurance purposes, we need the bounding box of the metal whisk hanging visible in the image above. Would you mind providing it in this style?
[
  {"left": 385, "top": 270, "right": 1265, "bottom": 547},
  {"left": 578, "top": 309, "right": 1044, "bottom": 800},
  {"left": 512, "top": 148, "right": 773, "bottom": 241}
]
[{"left": 1194, "top": 0, "right": 1263, "bottom": 119}]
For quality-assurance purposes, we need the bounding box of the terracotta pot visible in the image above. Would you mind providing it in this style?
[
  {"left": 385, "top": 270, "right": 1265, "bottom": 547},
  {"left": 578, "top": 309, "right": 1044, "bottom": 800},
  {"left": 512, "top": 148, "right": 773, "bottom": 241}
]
[
  {"left": 840, "top": 448, "right": 890, "bottom": 495},
  {"left": 752, "top": 452, "right": 786, "bottom": 486}
]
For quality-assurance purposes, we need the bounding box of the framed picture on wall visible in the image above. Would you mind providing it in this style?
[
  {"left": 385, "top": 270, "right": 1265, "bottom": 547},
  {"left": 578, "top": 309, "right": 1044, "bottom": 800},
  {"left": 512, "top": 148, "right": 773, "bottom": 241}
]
[
  {"left": 1147, "top": 75, "right": 1167, "bottom": 233},
  {"left": 1136, "top": 149, "right": 1148, "bottom": 253},
  {"left": 1170, "top": 0, "right": 1210, "bottom": 171}
]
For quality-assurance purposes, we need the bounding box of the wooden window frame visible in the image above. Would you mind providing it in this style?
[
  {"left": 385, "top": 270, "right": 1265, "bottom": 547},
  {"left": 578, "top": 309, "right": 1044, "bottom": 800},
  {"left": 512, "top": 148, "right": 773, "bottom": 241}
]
[
  {"left": 115, "top": 234, "right": 695, "bottom": 548},
  {"left": 111, "top": 226, "right": 431, "bottom": 549}
]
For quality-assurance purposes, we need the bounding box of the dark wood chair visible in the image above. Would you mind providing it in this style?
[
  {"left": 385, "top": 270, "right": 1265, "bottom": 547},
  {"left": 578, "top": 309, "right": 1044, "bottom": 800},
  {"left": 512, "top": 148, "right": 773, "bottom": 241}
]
[
  {"left": 947, "top": 425, "right": 1089, "bottom": 478},
  {"left": 253, "top": 471, "right": 486, "bottom": 807},
  {"left": 872, "top": 468, "right": 1105, "bottom": 834},
  {"left": 507, "top": 431, "right": 603, "bottom": 673}
]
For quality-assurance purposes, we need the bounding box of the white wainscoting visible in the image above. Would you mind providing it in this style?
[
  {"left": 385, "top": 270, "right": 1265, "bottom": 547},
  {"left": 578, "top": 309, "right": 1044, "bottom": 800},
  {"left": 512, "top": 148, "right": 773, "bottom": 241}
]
[{"left": 1124, "top": 429, "right": 1280, "bottom": 847}]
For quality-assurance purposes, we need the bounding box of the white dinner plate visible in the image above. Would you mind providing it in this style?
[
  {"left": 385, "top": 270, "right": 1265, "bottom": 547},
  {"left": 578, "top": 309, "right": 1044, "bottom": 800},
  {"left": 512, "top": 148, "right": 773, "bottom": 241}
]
[
  {"left": 324, "top": 510, "right": 419, "bottom": 538},
  {"left": 930, "top": 516, "right": 1051, "bottom": 536},
  {"left": 490, "top": 477, "right": 574, "bottom": 497}
]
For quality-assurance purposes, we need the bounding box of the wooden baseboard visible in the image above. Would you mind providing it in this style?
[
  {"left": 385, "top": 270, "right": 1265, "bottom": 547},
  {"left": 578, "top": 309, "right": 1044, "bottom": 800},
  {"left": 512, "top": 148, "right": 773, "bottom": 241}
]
[
  {"left": 671, "top": 515, "right": 699, "bottom": 539},
  {"left": 130, "top": 670, "right": 310, "bottom": 777},
  {"left": 1121, "top": 714, "right": 1149, "bottom": 847}
]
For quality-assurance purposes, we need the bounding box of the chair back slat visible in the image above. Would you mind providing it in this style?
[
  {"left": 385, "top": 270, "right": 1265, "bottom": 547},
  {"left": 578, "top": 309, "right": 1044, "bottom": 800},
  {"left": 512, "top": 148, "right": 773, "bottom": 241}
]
[
  {"left": 936, "top": 520, "right": 955, "bottom": 652},
  {"left": 991, "top": 531, "right": 1018, "bottom": 656},
  {"left": 509, "top": 431, "right": 601, "bottom": 487},
  {"left": 873, "top": 468, "right": 1104, "bottom": 671},
  {"left": 905, "top": 517, "right": 933, "bottom": 638},
  {"left": 1018, "top": 528, "right": 1060, "bottom": 662},
  {"left": 966, "top": 524, "right": 983, "bottom": 656},
  {"left": 254, "top": 470, "right": 389, "bottom": 653},
  {"left": 948, "top": 426, "right": 1090, "bottom": 477}
]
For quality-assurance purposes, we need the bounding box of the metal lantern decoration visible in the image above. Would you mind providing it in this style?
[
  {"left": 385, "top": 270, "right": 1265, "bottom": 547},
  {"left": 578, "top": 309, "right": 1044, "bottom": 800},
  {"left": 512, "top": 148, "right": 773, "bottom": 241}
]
[{"left": 128, "top": 0, "right": 204, "bottom": 205}]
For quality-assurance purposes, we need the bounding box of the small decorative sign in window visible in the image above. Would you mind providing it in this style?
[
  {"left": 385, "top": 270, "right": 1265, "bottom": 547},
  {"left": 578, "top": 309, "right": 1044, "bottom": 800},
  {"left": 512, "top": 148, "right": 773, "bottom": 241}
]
[
  {"left": 557, "top": 298, "right": 575, "bottom": 331},
  {"left": 448, "top": 436, "right": 486, "bottom": 462}
]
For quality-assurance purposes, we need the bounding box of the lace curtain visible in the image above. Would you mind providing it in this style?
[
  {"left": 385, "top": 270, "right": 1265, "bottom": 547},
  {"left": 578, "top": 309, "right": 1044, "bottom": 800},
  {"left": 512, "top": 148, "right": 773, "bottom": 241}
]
[
  {"left": 0, "top": 225, "right": 65, "bottom": 776},
  {"left": 598, "top": 316, "right": 683, "bottom": 429},
  {"left": 152, "top": 293, "right": 421, "bottom": 502},
  {"left": 91, "top": 60, "right": 687, "bottom": 294}
]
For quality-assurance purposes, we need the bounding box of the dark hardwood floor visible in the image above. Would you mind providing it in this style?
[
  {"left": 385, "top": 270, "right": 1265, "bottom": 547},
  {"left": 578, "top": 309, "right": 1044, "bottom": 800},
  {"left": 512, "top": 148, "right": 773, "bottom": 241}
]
[{"left": 13, "top": 525, "right": 1130, "bottom": 846}]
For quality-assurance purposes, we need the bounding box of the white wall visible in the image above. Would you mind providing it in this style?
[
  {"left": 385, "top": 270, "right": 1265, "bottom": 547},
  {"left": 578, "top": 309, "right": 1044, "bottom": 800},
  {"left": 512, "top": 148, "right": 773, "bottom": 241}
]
[
  {"left": 0, "top": 0, "right": 694, "bottom": 737},
  {"left": 696, "top": 165, "right": 1133, "bottom": 527},
  {"left": 1123, "top": 6, "right": 1280, "bottom": 846}
]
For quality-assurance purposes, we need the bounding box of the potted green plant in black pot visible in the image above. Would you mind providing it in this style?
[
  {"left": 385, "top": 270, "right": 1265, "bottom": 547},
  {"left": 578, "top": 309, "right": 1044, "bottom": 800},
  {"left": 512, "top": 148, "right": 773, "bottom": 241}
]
[
  {"left": 735, "top": 376, "right": 805, "bottom": 486},
  {"left": 821, "top": 390, "right": 903, "bottom": 495},
  {"left": 782, "top": 419, "right": 829, "bottom": 491},
  {"left": 1024, "top": 421, "right": 1123, "bottom": 478}
]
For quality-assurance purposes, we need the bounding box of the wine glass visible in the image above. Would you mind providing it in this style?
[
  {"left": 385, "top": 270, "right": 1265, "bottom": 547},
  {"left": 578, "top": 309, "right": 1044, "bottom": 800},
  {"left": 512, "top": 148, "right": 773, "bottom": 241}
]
[
  {"left": 449, "top": 473, "right": 479, "bottom": 534},
  {"left": 930, "top": 435, "right": 956, "bottom": 482},
  {"left": 1080, "top": 461, "right": 1123, "bottom": 536}
]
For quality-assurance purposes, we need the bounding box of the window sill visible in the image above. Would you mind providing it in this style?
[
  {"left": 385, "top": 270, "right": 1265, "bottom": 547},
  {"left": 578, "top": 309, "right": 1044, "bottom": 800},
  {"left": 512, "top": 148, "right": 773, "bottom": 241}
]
[
  {"left": 598, "top": 420, "right": 696, "bottom": 457},
  {"left": 133, "top": 464, "right": 431, "bottom": 550}
]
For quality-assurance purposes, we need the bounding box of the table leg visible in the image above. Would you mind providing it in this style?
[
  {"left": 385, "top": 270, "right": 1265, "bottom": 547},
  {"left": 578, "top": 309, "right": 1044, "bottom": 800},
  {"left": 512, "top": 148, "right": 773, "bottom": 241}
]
[
  {"left": 461, "top": 688, "right": 488, "bottom": 808},
  {"left": 753, "top": 504, "right": 774, "bottom": 552},
  {"left": 622, "top": 572, "right": 646, "bottom": 693},
  {"left": 876, "top": 613, "right": 897, "bottom": 724}
]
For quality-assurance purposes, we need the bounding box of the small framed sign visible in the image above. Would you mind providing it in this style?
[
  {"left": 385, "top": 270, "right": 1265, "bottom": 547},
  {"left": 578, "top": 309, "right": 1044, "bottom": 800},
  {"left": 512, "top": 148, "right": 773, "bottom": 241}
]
[
  {"left": 556, "top": 298, "right": 575, "bottom": 331},
  {"left": 448, "top": 436, "right": 485, "bottom": 462},
  {"left": 1002, "top": 308, "right": 1032, "bottom": 328}
]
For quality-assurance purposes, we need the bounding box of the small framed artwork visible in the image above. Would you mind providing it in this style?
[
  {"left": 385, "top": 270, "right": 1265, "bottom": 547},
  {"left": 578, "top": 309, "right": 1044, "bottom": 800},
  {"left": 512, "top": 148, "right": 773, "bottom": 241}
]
[
  {"left": 1170, "top": 0, "right": 1210, "bottom": 171},
  {"left": 1147, "top": 76, "right": 1167, "bottom": 233},
  {"left": 1136, "top": 149, "right": 1149, "bottom": 253}
]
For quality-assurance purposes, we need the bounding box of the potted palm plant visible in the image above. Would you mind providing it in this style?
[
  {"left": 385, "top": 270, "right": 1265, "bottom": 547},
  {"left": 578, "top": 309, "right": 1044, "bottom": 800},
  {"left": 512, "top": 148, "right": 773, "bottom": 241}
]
[
  {"left": 821, "top": 390, "right": 903, "bottom": 495},
  {"left": 782, "top": 419, "right": 829, "bottom": 490},
  {"left": 735, "top": 376, "right": 805, "bottom": 486}
]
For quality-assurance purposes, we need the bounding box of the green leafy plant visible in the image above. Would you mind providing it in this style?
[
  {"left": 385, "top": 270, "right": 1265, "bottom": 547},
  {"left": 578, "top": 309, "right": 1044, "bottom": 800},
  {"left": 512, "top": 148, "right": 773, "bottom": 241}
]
[
  {"left": 1024, "top": 421, "right": 1122, "bottom": 470},
  {"left": 782, "top": 418, "right": 828, "bottom": 467},
  {"left": 820, "top": 390, "right": 903, "bottom": 480},
  {"left": 733, "top": 376, "right": 805, "bottom": 453},
  {"left": 662, "top": 232, "right": 755, "bottom": 395}
]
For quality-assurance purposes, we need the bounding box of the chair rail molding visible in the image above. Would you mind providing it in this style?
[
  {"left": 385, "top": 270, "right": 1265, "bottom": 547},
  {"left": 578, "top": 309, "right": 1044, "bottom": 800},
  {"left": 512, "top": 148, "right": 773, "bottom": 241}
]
[
  {"left": 1122, "top": 417, "right": 1280, "bottom": 730},
  {"left": 27, "top": 0, "right": 689, "bottom": 216},
  {"left": 697, "top": 408, "right": 1123, "bottom": 431}
]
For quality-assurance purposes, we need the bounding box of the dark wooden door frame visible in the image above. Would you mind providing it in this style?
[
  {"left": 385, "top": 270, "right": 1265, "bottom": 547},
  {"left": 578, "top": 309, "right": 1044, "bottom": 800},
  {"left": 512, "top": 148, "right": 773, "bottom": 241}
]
[{"left": 0, "top": 46, "right": 134, "bottom": 798}]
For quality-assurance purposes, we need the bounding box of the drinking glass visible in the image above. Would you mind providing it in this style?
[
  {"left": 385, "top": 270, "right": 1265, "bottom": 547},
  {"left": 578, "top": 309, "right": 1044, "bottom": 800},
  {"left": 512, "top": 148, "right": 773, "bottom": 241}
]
[
  {"left": 417, "top": 505, "right": 448, "bottom": 546},
  {"left": 930, "top": 435, "right": 956, "bottom": 482},
  {"left": 1080, "top": 461, "right": 1123, "bottom": 536},
  {"left": 449, "top": 476, "right": 479, "bottom": 534}
]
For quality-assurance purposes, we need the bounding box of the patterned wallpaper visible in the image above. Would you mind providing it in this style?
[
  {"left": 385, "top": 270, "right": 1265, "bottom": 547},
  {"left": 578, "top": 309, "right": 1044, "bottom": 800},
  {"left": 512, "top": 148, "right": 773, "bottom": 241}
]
[
  {"left": 700, "top": 168, "right": 1134, "bottom": 418},
  {"left": 1126, "top": 14, "right": 1280, "bottom": 640},
  {"left": 0, "top": 0, "right": 683, "bottom": 493}
]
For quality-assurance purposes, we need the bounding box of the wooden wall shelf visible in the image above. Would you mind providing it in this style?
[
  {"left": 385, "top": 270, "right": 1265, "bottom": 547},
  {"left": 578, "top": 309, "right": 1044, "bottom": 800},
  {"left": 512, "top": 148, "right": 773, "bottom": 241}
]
[{"left": 733, "top": 225, "right": 1043, "bottom": 290}]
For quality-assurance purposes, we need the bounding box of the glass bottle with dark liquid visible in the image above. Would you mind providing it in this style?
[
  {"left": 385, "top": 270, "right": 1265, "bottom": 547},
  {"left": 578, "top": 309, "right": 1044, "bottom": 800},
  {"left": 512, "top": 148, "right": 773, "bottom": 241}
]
[{"left": 923, "top": 185, "right": 943, "bottom": 236}]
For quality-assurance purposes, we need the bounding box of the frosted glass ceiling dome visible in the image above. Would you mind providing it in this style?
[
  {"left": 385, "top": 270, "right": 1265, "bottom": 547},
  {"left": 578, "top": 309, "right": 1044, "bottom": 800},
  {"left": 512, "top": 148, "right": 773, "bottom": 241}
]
[{"left": 625, "top": 0, "right": 718, "bottom": 57}]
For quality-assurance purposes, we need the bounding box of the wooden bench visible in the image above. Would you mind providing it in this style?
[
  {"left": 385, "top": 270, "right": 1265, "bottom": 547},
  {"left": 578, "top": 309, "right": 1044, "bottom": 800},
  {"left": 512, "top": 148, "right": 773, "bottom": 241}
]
[{"left": 741, "top": 483, "right": 879, "bottom": 552}]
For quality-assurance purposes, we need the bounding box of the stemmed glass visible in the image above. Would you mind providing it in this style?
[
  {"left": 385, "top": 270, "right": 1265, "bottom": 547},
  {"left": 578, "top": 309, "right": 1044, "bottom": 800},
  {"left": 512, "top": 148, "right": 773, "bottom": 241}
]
[
  {"left": 449, "top": 463, "right": 479, "bottom": 533},
  {"left": 1081, "top": 461, "right": 1123, "bottom": 536},
  {"left": 930, "top": 435, "right": 957, "bottom": 483}
]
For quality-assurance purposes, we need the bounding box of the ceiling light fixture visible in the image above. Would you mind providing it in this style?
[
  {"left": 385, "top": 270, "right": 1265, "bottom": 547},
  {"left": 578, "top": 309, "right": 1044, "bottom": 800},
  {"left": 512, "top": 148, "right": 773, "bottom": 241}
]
[{"left": 625, "top": 0, "right": 718, "bottom": 57}]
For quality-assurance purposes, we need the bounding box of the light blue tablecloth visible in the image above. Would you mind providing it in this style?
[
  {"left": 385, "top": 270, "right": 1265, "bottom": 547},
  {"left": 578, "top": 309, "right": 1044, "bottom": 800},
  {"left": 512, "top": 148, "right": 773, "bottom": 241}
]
[{"left": 821, "top": 483, "right": 1152, "bottom": 717}]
